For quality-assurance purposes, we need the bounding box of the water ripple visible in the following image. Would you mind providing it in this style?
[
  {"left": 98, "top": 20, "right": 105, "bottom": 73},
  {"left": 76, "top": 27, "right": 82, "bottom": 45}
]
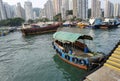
[{"left": 0, "top": 28, "right": 120, "bottom": 81}]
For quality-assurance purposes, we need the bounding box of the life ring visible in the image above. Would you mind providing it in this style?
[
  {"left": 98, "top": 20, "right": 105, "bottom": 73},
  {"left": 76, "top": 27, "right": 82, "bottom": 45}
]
[
  {"left": 65, "top": 55, "right": 70, "bottom": 60},
  {"left": 59, "top": 52, "right": 62, "bottom": 56},
  {"left": 72, "top": 57, "right": 79, "bottom": 63},
  {"left": 53, "top": 45, "right": 56, "bottom": 49},
  {"left": 80, "top": 59, "right": 87, "bottom": 65},
  {"left": 56, "top": 49, "right": 59, "bottom": 53}
]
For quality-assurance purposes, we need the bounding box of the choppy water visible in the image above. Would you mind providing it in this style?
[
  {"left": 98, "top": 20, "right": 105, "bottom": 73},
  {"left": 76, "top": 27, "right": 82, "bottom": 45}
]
[{"left": 0, "top": 27, "right": 120, "bottom": 81}]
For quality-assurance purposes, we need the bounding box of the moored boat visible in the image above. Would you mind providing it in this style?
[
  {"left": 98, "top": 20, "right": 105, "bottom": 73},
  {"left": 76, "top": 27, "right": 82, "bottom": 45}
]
[
  {"left": 89, "top": 18, "right": 120, "bottom": 29},
  {"left": 21, "top": 22, "right": 61, "bottom": 36},
  {"left": 77, "top": 21, "right": 89, "bottom": 28},
  {"left": 52, "top": 31, "right": 104, "bottom": 70}
]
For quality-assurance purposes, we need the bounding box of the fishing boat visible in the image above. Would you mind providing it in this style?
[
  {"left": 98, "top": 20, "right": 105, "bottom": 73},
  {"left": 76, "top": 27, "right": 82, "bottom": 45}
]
[
  {"left": 21, "top": 22, "right": 61, "bottom": 36},
  {"left": 52, "top": 31, "right": 104, "bottom": 70},
  {"left": 89, "top": 18, "right": 120, "bottom": 29}
]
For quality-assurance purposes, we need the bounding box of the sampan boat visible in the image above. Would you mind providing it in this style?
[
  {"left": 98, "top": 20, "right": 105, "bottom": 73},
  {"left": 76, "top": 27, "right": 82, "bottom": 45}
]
[{"left": 52, "top": 31, "right": 104, "bottom": 70}]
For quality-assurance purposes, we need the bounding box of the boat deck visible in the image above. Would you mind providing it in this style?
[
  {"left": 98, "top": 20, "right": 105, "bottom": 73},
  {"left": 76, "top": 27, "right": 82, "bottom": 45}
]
[
  {"left": 72, "top": 48, "right": 92, "bottom": 57},
  {"left": 55, "top": 41, "right": 93, "bottom": 57}
]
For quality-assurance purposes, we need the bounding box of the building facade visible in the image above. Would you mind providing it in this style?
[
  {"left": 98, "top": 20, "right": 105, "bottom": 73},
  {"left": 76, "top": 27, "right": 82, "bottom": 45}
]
[
  {"left": 24, "top": 1, "right": 33, "bottom": 21},
  {"left": 4, "top": 3, "right": 12, "bottom": 19},
  {"left": 61, "top": 0, "right": 69, "bottom": 20},
  {"left": 53, "top": 0, "right": 62, "bottom": 15},
  {"left": 77, "top": 0, "right": 88, "bottom": 19},
  {"left": 0, "top": 0, "right": 6, "bottom": 20},
  {"left": 73, "top": 0, "right": 77, "bottom": 17},
  {"left": 104, "top": 0, "right": 114, "bottom": 18},
  {"left": 45, "top": 0, "right": 54, "bottom": 20},
  {"left": 39, "top": 9, "right": 45, "bottom": 19},
  {"left": 16, "top": 3, "right": 25, "bottom": 19},
  {"left": 72, "top": 0, "right": 88, "bottom": 19},
  {"left": 114, "top": 3, "right": 120, "bottom": 17},
  {"left": 91, "top": 0, "right": 101, "bottom": 18}
]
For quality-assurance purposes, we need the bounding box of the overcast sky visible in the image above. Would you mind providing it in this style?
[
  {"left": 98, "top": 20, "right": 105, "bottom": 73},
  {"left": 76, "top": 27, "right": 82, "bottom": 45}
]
[{"left": 3, "top": 0, "right": 120, "bottom": 8}]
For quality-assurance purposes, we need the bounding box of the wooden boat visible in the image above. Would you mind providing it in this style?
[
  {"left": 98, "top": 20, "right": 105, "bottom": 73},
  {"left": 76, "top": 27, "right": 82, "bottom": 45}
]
[
  {"left": 52, "top": 31, "right": 104, "bottom": 70},
  {"left": 21, "top": 22, "right": 61, "bottom": 36}
]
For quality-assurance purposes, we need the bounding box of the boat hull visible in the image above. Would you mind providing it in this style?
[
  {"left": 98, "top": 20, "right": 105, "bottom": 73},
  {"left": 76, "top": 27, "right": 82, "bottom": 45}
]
[
  {"left": 94, "top": 24, "right": 118, "bottom": 29},
  {"left": 21, "top": 24, "right": 60, "bottom": 36}
]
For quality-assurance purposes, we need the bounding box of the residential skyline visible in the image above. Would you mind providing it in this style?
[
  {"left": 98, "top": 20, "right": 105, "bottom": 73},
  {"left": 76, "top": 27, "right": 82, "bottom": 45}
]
[
  {"left": 0, "top": 0, "right": 120, "bottom": 21},
  {"left": 2, "top": 0, "right": 120, "bottom": 8}
]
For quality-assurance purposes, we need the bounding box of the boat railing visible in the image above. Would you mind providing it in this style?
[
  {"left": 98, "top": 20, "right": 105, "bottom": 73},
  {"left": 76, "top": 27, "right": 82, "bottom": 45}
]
[{"left": 55, "top": 40, "right": 90, "bottom": 55}]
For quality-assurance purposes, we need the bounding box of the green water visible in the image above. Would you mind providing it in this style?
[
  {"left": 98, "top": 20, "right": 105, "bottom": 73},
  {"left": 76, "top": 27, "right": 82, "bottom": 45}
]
[{"left": 0, "top": 27, "right": 120, "bottom": 81}]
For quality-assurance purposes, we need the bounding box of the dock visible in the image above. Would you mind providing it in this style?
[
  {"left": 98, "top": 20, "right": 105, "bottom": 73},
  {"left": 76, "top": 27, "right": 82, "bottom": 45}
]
[{"left": 84, "top": 43, "right": 120, "bottom": 81}]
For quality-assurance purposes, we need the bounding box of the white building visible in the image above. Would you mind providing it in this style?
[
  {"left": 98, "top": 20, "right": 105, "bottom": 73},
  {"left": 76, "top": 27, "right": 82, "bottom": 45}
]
[
  {"left": 42, "top": 0, "right": 54, "bottom": 20},
  {"left": 91, "top": 0, "right": 101, "bottom": 18},
  {"left": 77, "top": 0, "right": 88, "bottom": 19},
  {"left": 16, "top": 3, "right": 23, "bottom": 18},
  {"left": 10, "top": 5, "right": 17, "bottom": 18},
  {"left": 39, "top": 9, "right": 45, "bottom": 19},
  {"left": 33, "top": 11, "right": 37, "bottom": 20},
  {"left": 24, "top": 1, "right": 33, "bottom": 21},
  {"left": 72, "top": 0, "right": 88, "bottom": 19},
  {"left": 73, "top": 0, "right": 77, "bottom": 17},
  {"left": 53, "top": 0, "right": 62, "bottom": 15},
  {"left": 69, "top": 0, "right": 73, "bottom": 10},
  {"left": 0, "top": 12, "right": 1, "bottom": 20},
  {"left": 61, "top": 0, "right": 69, "bottom": 20},
  {"left": 4, "top": 3, "right": 12, "bottom": 19},
  {"left": 114, "top": 3, "right": 120, "bottom": 17},
  {"left": 0, "top": 0, "right": 6, "bottom": 20},
  {"left": 104, "top": 0, "right": 114, "bottom": 18}
]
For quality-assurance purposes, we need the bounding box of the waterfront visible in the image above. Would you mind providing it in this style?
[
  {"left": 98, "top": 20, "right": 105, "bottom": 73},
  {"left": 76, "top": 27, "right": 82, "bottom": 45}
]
[{"left": 0, "top": 27, "right": 120, "bottom": 81}]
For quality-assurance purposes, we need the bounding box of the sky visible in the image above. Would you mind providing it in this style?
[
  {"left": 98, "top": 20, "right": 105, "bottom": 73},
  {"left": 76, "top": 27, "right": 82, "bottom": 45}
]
[{"left": 2, "top": 0, "right": 120, "bottom": 8}]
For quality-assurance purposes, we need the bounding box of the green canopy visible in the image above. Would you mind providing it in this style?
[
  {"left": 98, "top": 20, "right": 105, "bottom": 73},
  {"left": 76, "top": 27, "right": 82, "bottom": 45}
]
[{"left": 53, "top": 31, "right": 93, "bottom": 43}]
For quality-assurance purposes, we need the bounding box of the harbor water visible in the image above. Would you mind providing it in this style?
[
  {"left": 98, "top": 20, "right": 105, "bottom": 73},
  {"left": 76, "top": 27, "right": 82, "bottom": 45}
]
[{"left": 0, "top": 27, "right": 120, "bottom": 81}]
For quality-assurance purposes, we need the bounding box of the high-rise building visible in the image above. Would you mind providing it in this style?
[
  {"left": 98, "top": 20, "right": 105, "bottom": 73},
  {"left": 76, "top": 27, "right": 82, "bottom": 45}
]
[
  {"left": 0, "top": 0, "right": 6, "bottom": 20},
  {"left": 91, "top": 0, "right": 101, "bottom": 18},
  {"left": 33, "top": 11, "right": 37, "bottom": 20},
  {"left": 39, "top": 8, "right": 45, "bottom": 18},
  {"left": 24, "top": 1, "right": 33, "bottom": 21},
  {"left": 33, "top": 8, "right": 41, "bottom": 18},
  {"left": 0, "top": 12, "right": 1, "bottom": 20},
  {"left": 4, "top": 3, "right": 12, "bottom": 19},
  {"left": 77, "top": 0, "right": 88, "bottom": 19},
  {"left": 16, "top": 3, "right": 23, "bottom": 18},
  {"left": 44, "top": 0, "right": 54, "bottom": 20},
  {"left": 104, "top": 0, "right": 114, "bottom": 18},
  {"left": 73, "top": 0, "right": 88, "bottom": 19},
  {"left": 114, "top": 3, "right": 120, "bottom": 17},
  {"left": 61, "top": 0, "right": 69, "bottom": 20},
  {"left": 53, "top": 0, "right": 62, "bottom": 15},
  {"left": 69, "top": 0, "right": 73, "bottom": 10},
  {"left": 10, "top": 5, "right": 17, "bottom": 18},
  {"left": 119, "top": 4, "right": 120, "bottom": 17},
  {"left": 73, "top": 0, "right": 77, "bottom": 17}
]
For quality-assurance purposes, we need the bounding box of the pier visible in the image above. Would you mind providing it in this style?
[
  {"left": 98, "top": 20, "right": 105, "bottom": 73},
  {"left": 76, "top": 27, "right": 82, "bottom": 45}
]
[{"left": 84, "top": 41, "right": 120, "bottom": 81}]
